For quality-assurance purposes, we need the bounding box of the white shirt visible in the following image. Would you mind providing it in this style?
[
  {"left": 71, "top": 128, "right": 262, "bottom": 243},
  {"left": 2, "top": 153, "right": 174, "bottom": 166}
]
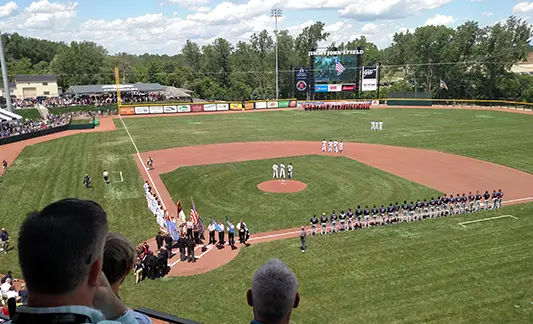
[
  {"left": 103, "top": 171, "right": 109, "bottom": 177},
  {"left": 339, "top": 142, "right": 344, "bottom": 149},
  {"left": 328, "top": 141, "right": 333, "bottom": 146},
  {"left": 322, "top": 140, "right": 326, "bottom": 145},
  {"left": 6, "top": 290, "right": 17, "bottom": 300},
  {"left": 143, "top": 183, "right": 149, "bottom": 191},
  {"left": 273, "top": 164, "right": 278, "bottom": 171},
  {"left": 288, "top": 165, "right": 293, "bottom": 172},
  {"left": 379, "top": 122, "right": 383, "bottom": 129},
  {"left": 219, "top": 224, "right": 225, "bottom": 231},
  {"left": 208, "top": 223, "right": 215, "bottom": 231},
  {"left": 0, "top": 282, "right": 11, "bottom": 294},
  {"left": 280, "top": 164, "right": 285, "bottom": 169},
  {"left": 333, "top": 141, "right": 338, "bottom": 147}
]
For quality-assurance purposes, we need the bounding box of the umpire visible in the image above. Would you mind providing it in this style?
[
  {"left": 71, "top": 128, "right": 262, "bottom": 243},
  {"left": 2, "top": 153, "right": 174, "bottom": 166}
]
[{"left": 300, "top": 226, "right": 306, "bottom": 253}]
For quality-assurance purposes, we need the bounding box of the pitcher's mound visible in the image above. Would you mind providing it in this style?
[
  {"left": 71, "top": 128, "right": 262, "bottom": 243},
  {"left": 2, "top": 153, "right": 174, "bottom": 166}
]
[{"left": 257, "top": 180, "right": 307, "bottom": 193}]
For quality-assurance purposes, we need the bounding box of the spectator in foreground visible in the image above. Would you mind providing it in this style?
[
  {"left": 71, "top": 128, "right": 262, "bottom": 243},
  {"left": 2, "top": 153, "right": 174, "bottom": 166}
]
[
  {"left": 13, "top": 198, "right": 137, "bottom": 323},
  {"left": 103, "top": 232, "right": 152, "bottom": 324},
  {"left": 247, "top": 259, "right": 300, "bottom": 324}
]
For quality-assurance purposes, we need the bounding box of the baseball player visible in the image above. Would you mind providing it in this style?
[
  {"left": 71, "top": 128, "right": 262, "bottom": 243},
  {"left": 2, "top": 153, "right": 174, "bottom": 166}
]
[
  {"left": 379, "top": 205, "right": 386, "bottom": 225},
  {"left": 497, "top": 189, "right": 504, "bottom": 209},
  {"left": 461, "top": 193, "right": 467, "bottom": 213},
  {"left": 409, "top": 201, "right": 416, "bottom": 221},
  {"left": 279, "top": 163, "right": 286, "bottom": 178},
  {"left": 1, "top": 159, "right": 7, "bottom": 175},
  {"left": 330, "top": 211, "right": 337, "bottom": 233},
  {"left": 401, "top": 200, "right": 409, "bottom": 222},
  {"left": 333, "top": 140, "right": 338, "bottom": 153},
  {"left": 83, "top": 174, "right": 91, "bottom": 188},
  {"left": 441, "top": 195, "right": 449, "bottom": 216},
  {"left": 103, "top": 170, "right": 110, "bottom": 184},
  {"left": 422, "top": 199, "right": 429, "bottom": 218},
  {"left": 339, "top": 141, "right": 344, "bottom": 153},
  {"left": 491, "top": 190, "right": 498, "bottom": 210},
  {"left": 379, "top": 120, "right": 383, "bottom": 131},
  {"left": 387, "top": 204, "right": 394, "bottom": 224},
  {"left": 371, "top": 205, "right": 379, "bottom": 226},
  {"left": 328, "top": 140, "right": 333, "bottom": 152},
  {"left": 339, "top": 210, "right": 346, "bottom": 231},
  {"left": 287, "top": 163, "right": 293, "bottom": 179},
  {"left": 272, "top": 163, "right": 279, "bottom": 178},
  {"left": 147, "top": 157, "right": 154, "bottom": 170},
  {"left": 435, "top": 196, "right": 442, "bottom": 217},
  {"left": 363, "top": 206, "right": 370, "bottom": 227},
  {"left": 455, "top": 194, "right": 462, "bottom": 215},
  {"left": 320, "top": 213, "right": 328, "bottom": 235},
  {"left": 468, "top": 192, "right": 475, "bottom": 212},
  {"left": 371, "top": 121, "right": 375, "bottom": 131},
  {"left": 447, "top": 194, "right": 455, "bottom": 215},
  {"left": 475, "top": 191, "right": 482, "bottom": 211},
  {"left": 309, "top": 215, "right": 319, "bottom": 236},
  {"left": 322, "top": 139, "right": 327, "bottom": 152},
  {"left": 347, "top": 209, "right": 354, "bottom": 230},
  {"left": 483, "top": 190, "right": 490, "bottom": 210},
  {"left": 429, "top": 197, "right": 436, "bottom": 218},
  {"left": 415, "top": 200, "right": 423, "bottom": 220},
  {"left": 355, "top": 206, "right": 363, "bottom": 229}
]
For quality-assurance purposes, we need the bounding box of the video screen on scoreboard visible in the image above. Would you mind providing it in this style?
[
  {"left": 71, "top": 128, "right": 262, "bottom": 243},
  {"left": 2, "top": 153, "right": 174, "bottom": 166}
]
[{"left": 314, "top": 55, "right": 357, "bottom": 83}]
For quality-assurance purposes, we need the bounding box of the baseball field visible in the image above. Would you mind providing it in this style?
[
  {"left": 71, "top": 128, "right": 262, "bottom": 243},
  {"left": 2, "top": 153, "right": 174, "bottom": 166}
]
[{"left": 1, "top": 107, "right": 533, "bottom": 323}]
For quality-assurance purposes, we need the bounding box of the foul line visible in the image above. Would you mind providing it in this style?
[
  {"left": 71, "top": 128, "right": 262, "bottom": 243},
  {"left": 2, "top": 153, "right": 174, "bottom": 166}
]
[
  {"left": 118, "top": 115, "right": 166, "bottom": 210},
  {"left": 503, "top": 197, "right": 533, "bottom": 204},
  {"left": 458, "top": 215, "right": 517, "bottom": 228},
  {"left": 249, "top": 230, "right": 300, "bottom": 241},
  {"left": 169, "top": 245, "right": 214, "bottom": 267}
]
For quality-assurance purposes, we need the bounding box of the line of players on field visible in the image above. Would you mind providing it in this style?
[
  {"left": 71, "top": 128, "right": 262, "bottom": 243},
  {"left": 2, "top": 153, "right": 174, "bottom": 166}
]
[{"left": 308, "top": 189, "right": 504, "bottom": 234}]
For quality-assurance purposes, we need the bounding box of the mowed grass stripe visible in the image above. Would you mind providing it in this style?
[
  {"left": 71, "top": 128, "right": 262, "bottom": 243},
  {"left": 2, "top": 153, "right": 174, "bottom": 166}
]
[
  {"left": 160, "top": 155, "right": 442, "bottom": 232},
  {"left": 118, "top": 203, "right": 533, "bottom": 324},
  {"left": 120, "top": 109, "right": 533, "bottom": 174}
]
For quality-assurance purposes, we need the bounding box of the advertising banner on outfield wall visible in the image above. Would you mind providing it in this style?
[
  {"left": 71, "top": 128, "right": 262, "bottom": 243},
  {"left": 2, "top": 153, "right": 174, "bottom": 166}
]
[
  {"left": 149, "top": 106, "right": 164, "bottom": 114},
  {"left": 191, "top": 104, "right": 204, "bottom": 112},
  {"left": 278, "top": 100, "right": 290, "bottom": 108},
  {"left": 178, "top": 105, "right": 191, "bottom": 113},
  {"left": 163, "top": 106, "right": 177, "bottom": 113},
  {"left": 135, "top": 106, "right": 150, "bottom": 114},
  {"left": 255, "top": 102, "right": 267, "bottom": 109},
  {"left": 204, "top": 104, "right": 217, "bottom": 112},
  {"left": 361, "top": 66, "right": 378, "bottom": 92},
  {"left": 328, "top": 84, "right": 342, "bottom": 92},
  {"left": 216, "top": 103, "right": 229, "bottom": 111},
  {"left": 119, "top": 107, "right": 135, "bottom": 115},
  {"left": 244, "top": 102, "right": 254, "bottom": 110},
  {"left": 230, "top": 103, "right": 243, "bottom": 110},
  {"left": 267, "top": 101, "right": 278, "bottom": 108}
]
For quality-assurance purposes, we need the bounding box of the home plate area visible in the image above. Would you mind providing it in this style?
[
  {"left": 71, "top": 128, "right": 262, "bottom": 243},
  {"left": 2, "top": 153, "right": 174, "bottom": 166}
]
[{"left": 257, "top": 179, "right": 308, "bottom": 193}]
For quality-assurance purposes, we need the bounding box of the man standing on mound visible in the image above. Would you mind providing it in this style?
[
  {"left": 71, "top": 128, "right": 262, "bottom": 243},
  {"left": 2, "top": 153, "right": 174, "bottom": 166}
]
[
  {"left": 272, "top": 163, "right": 279, "bottom": 179},
  {"left": 279, "top": 163, "right": 286, "bottom": 179},
  {"left": 287, "top": 163, "right": 293, "bottom": 179}
]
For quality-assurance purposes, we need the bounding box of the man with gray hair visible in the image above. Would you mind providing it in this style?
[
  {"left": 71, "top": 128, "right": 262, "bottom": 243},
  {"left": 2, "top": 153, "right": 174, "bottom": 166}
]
[
  {"left": 11, "top": 198, "right": 137, "bottom": 324},
  {"left": 247, "top": 259, "right": 300, "bottom": 324}
]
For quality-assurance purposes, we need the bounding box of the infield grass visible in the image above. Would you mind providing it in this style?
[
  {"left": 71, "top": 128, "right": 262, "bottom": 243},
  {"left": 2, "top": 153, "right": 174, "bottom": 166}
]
[
  {"left": 161, "top": 155, "right": 442, "bottom": 232},
  {"left": 119, "top": 202, "right": 533, "bottom": 324}
]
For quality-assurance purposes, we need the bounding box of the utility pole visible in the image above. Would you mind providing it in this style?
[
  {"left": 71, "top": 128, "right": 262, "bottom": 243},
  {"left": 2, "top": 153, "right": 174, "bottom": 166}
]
[
  {"left": 271, "top": 8, "right": 282, "bottom": 100},
  {"left": 0, "top": 31, "right": 13, "bottom": 112}
]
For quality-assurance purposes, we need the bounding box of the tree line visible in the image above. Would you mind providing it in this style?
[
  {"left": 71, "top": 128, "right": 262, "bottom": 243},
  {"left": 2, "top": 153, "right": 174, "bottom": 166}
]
[{"left": 1, "top": 16, "right": 532, "bottom": 102}]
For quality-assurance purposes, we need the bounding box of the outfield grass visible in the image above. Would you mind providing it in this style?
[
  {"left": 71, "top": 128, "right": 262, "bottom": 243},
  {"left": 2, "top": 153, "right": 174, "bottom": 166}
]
[
  {"left": 0, "top": 132, "right": 157, "bottom": 275},
  {"left": 161, "top": 155, "right": 442, "bottom": 232},
  {"left": 118, "top": 109, "right": 533, "bottom": 174},
  {"left": 119, "top": 203, "right": 533, "bottom": 324}
]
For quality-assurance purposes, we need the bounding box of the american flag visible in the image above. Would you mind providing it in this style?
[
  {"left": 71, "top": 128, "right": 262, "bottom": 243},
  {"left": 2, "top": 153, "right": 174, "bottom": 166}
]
[
  {"left": 335, "top": 57, "right": 346, "bottom": 76},
  {"left": 190, "top": 200, "right": 199, "bottom": 225}
]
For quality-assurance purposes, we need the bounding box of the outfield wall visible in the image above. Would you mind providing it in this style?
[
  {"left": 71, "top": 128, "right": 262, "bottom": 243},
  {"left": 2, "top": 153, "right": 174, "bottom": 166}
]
[{"left": 0, "top": 125, "right": 69, "bottom": 145}]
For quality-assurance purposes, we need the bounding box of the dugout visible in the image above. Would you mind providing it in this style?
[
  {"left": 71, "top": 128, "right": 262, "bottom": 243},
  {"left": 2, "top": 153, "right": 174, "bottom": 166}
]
[{"left": 387, "top": 92, "right": 432, "bottom": 106}]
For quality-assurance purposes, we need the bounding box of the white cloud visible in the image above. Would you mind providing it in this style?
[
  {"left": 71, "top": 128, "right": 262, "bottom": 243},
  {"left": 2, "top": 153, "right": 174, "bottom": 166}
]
[
  {"left": 513, "top": 2, "right": 533, "bottom": 14},
  {"left": 361, "top": 23, "right": 383, "bottom": 35},
  {"left": 339, "top": 0, "right": 453, "bottom": 20},
  {"left": 424, "top": 14, "right": 455, "bottom": 26},
  {"left": 168, "top": 0, "right": 211, "bottom": 10},
  {"left": 0, "top": 1, "right": 18, "bottom": 18},
  {"left": 187, "top": 0, "right": 282, "bottom": 24},
  {"left": 482, "top": 12, "right": 493, "bottom": 16}
]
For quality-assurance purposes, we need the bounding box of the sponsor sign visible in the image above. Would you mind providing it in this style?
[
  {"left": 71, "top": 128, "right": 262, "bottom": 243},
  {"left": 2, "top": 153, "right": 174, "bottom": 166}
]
[
  {"left": 191, "top": 104, "right": 204, "bottom": 112},
  {"left": 255, "top": 102, "right": 267, "bottom": 109},
  {"left": 278, "top": 100, "right": 290, "bottom": 108},
  {"left": 134, "top": 106, "right": 149, "bottom": 114},
  {"left": 177, "top": 105, "right": 191, "bottom": 113},
  {"left": 244, "top": 102, "right": 255, "bottom": 110},
  {"left": 163, "top": 106, "right": 177, "bottom": 113},
  {"left": 230, "top": 103, "right": 243, "bottom": 110},
  {"left": 288, "top": 100, "right": 297, "bottom": 108},
  {"left": 328, "top": 84, "right": 342, "bottom": 92},
  {"left": 295, "top": 68, "right": 308, "bottom": 93},
  {"left": 216, "top": 103, "right": 229, "bottom": 111},
  {"left": 149, "top": 106, "right": 164, "bottom": 114},
  {"left": 119, "top": 106, "right": 134, "bottom": 115},
  {"left": 342, "top": 84, "right": 355, "bottom": 91},
  {"left": 308, "top": 49, "right": 364, "bottom": 56},
  {"left": 314, "top": 85, "right": 329, "bottom": 93},
  {"left": 371, "top": 100, "right": 379, "bottom": 105},
  {"left": 204, "top": 104, "right": 217, "bottom": 112},
  {"left": 361, "top": 66, "right": 378, "bottom": 92},
  {"left": 267, "top": 101, "right": 278, "bottom": 108}
]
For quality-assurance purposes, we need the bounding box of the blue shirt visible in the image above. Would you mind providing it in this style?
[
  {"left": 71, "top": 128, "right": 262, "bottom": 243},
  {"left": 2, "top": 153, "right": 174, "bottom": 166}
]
[{"left": 8, "top": 305, "right": 138, "bottom": 324}]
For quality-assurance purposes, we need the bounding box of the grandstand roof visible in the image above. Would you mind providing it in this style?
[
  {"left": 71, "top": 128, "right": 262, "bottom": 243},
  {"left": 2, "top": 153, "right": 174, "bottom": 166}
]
[
  {"left": 163, "top": 86, "right": 192, "bottom": 98},
  {"left": 16, "top": 75, "right": 57, "bottom": 82},
  {"left": 65, "top": 83, "right": 165, "bottom": 95}
]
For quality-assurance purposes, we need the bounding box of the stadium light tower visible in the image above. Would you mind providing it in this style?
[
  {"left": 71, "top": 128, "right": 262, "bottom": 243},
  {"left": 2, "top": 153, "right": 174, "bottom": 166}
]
[
  {"left": 0, "top": 30, "right": 13, "bottom": 112},
  {"left": 271, "top": 8, "right": 282, "bottom": 100}
]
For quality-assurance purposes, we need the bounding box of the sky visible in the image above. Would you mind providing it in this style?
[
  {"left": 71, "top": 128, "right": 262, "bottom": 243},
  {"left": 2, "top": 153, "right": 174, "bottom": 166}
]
[{"left": 0, "top": 0, "right": 531, "bottom": 55}]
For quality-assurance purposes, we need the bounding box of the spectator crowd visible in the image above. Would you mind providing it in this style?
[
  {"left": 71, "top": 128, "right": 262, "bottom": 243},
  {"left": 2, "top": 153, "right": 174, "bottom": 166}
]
[
  {"left": 0, "top": 114, "right": 71, "bottom": 138},
  {"left": 12, "top": 92, "right": 166, "bottom": 109}
]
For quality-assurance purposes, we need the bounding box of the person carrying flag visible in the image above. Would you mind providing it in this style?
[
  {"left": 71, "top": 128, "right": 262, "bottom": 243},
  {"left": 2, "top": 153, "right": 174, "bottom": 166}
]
[
  {"left": 217, "top": 221, "right": 225, "bottom": 247},
  {"left": 226, "top": 216, "right": 236, "bottom": 246}
]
